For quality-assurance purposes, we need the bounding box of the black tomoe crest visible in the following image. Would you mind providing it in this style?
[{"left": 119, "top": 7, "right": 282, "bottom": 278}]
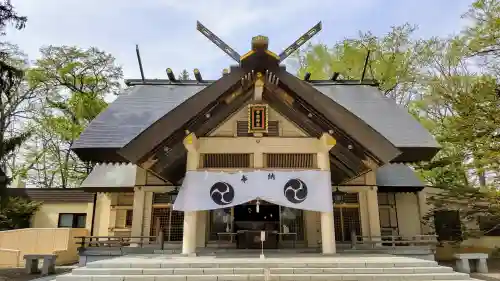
[
  {"left": 283, "top": 178, "right": 308, "bottom": 204},
  {"left": 210, "top": 182, "right": 235, "bottom": 205}
]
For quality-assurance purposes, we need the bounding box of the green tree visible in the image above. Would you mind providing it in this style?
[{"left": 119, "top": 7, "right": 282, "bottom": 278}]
[
  {"left": 464, "top": 0, "right": 499, "bottom": 58},
  {"left": 23, "top": 46, "right": 123, "bottom": 188},
  {"left": 0, "top": 0, "right": 32, "bottom": 206},
  {"left": 413, "top": 21, "right": 499, "bottom": 237},
  {"left": 178, "top": 69, "right": 190, "bottom": 80},
  {"left": 0, "top": 197, "right": 41, "bottom": 230},
  {"left": 0, "top": 0, "right": 26, "bottom": 34},
  {"left": 294, "top": 23, "right": 433, "bottom": 106}
]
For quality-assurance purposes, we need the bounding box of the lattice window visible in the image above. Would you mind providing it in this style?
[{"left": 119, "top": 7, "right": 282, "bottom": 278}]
[
  {"left": 264, "top": 153, "right": 316, "bottom": 169},
  {"left": 343, "top": 193, "right": 359, "bottom": 204},
  {"left": 125, "top": 210, "right": 133, "bottom": 227},
  {"left": 201, "top": 153, "right": 252, "bottom": 168},
  {"left": 209, "top": 208, "right": 233, "bottom": 241},
  {"left": 153, "top": 193, "right": 177, "bottom": 204},
  {"left": 377, "top": 193, "right": 396, "bottom": 205},
  {"left": 236, "top": 121, "right": 279, "bottom": 137},
  {"left": 333, "top": 207, "right": 361, "bottom": 242},
  {"left": 280, "top": 207, "right": 304, "bottom": 241},
  {"left": 150, "top": 208, "right": 184, "bottom": 242}
]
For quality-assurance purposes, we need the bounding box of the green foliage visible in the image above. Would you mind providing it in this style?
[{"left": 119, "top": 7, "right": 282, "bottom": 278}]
[
  {"left": 20, "top": 45, "right": 122, "bottom": 188},
  {"left": 463, "top": 0, "right": 500, "bottom": 58},
  {"left": 295, "top": 1, "right": 499, "bottom": 238},
  {"left": 0, "top": 0, "right": 27, "bottom": 34},
  {"left": 178, "top": 69, "right": 190, "bottom": 80},
  {"left": 0, "top": 197, "right": 41, "bottom": 230},
  {"left": 0, "top": 3, "right": 33, "bottom": 205},
  {"left": 294, "top": 23, "right": 433, "bottom": 105}
]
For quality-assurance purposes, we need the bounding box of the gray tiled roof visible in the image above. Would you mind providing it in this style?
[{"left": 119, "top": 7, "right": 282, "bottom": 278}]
[
  {"left": 73, "top": 83, "right": 439, "bottom": 156},
  {"left": 376, "top": 163, "right": 424, "bottom": 187},
  {"left": 80, "top": 163, "right": 137, "bottom": 188},
  {"left": 314, "top": 85, "right": 439, "bottom": 150},
  {"left": 72, "top": 84, "right": 205, "bottom": 149}
]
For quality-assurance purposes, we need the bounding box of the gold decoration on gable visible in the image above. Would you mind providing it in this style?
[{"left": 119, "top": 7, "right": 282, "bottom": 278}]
[{"left": 248, "top": 104, "right": 269, "bottom": 133}]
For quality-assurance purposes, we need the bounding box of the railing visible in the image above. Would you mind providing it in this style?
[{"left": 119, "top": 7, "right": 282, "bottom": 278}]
[
  {"left": 75, "top": 235, "right": 160, "bottom": 250},
  {"left": 350, "top": 231, "right": 438, "bottom": 249}
]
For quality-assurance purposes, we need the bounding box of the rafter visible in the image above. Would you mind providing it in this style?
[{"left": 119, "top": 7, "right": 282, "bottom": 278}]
[
  {"left": 274, "top": 68, "right": 400, "bottom": 163},
  {"left": 263, "top": 89, "right": 365, "bottom": 180},
  {"left": 119, "top": 68, "right": 246, "bottom": 163},
  {"left": 148, "top": 89, "right": 254, "bottom": 182}
]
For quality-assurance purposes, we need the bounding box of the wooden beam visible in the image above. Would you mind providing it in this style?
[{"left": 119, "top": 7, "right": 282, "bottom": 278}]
[
  {"left": 150, "top": 89, "right": 254, "bottom": 178},
  {"left": 119, "top": 68, "right": 246, "bottom": 163},
  {"left": 263, "top": 92, "right": 321, "bottom": 137},
  {"left": 160, "top": 159, "right": 186, "bottom": 184},
  {"left": 289, "top": 96, "right": 368, "bottom": 161},
  {"left": 264, "top": 86, "right": 368, "bottom": 174},
  {"left": 265, "top": 83, "right": 367, "bottom": 163},
  {"left": 274, "top": 68, "right": 401, "bottom": 163},
  {"left": 263, "top": 92, "right": 364, "bottom": 178}
]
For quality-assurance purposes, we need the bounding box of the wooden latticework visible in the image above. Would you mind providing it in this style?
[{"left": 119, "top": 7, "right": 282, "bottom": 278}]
[
  {"left": 333, "top": 207, "right": 361, "bottom": 242},
  {"left": 150, "top": 208, "right": 184, "bottom": 242},
  {"left": 264, "top": 153, "right": 316, "bottom": 169},
  {"left": 201, "top": 153, "right": 252, "bottom": 168},
  {"left": 236, "top": 120, "right": 279, "bottom": 136}
]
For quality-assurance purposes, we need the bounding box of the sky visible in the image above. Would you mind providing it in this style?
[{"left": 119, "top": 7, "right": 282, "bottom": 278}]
[{"left": 5, "top": 0, "right": 474, "bottom": 81}]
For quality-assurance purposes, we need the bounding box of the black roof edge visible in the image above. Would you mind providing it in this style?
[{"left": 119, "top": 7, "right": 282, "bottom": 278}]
[
  {"left": 8, "top": 187, "right": 90, "bottom": 192},
  {"left": 377, "top": 186, "right": 424, "bottom": 193},
  {"left": 124, "top": 78, "right": 380, "bottom": 87},
  {"left": 71, "top": 147, "right": 129, "bottom": 163},
  {"left": 82, "top": 186, "right": 135, "bottom": 193},
  {"left": 124, "top": 79, "right": 217, "bottom": 86},
  {"left": 392, "top": 147, "right": 441, "bottom": 163}
]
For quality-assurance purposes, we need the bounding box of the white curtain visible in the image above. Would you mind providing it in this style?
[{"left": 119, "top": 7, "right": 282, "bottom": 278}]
[{"left": 173, "top": 170, "right": 333, "bottom": 212}]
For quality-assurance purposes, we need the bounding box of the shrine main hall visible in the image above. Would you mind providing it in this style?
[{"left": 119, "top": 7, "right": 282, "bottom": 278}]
[{"left": 71, "top": 24, "right": 440, "bottom": 255}]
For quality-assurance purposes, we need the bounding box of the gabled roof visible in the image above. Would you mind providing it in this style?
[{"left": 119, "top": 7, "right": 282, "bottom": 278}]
[
  {"left": 72, "top": 82, "right": 439, "bottom": 164},
  {"left": 6, "top": 188, "right": 94, "bottom": 203},
  {"left": 376, "top": 163, "right": 425, "bottom": 192},
  {"left": 80, "top": 163, "right": 137, "bottom": 190},
  {"left": 314, "top": 85, "right": 440, "bottom": 162},
  {"left": 72, "top": 84, "right": 205, "bottom": 162}
]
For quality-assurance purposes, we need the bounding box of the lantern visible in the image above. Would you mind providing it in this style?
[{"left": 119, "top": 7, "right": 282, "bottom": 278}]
[{"left": 332, "top": 187, "right": 346, "bottom": 205}]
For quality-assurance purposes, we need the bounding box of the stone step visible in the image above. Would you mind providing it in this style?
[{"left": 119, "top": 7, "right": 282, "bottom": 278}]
[
  {"left": 58, "top": 273, "right": 471, "bottom": 281},
  {"left": 86, "top": 258, "right": 439, "bottom": 269},
  {"left": 71, "top": 266, "right": 454, "bottom": 275}
]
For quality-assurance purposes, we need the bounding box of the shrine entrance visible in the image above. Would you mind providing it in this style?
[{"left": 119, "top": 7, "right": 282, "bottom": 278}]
[
  {"left": 333, "top": 193, "right": 361, "bottom": 243},
  {"left": 233, "top": 202, "right": 280, "bottom": 249},
  {"left": 208, "top": 202, "right": 305, "bottom": 249}
]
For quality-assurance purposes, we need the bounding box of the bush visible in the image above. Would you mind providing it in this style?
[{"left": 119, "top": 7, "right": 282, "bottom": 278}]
[{"left": 0, "top": 197, "right": 42, "bottom": 230}]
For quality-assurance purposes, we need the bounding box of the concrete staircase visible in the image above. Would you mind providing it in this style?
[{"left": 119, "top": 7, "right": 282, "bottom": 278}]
[{"left": 58, "top": 254, "right": 478, "bottom": 281}]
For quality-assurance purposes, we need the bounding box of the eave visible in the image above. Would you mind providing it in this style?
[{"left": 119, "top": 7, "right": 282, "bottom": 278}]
[
  {"left": 138, "top": 82, "right": 255, "bottom": 183},
  {"left": 118, "top": 68, "right": 247, "bottom": 163},
  {"left": 274, "top": 68, "right": 401, "bottom": 163},
  {"left": 72, "top": 147, "right": 128, "bottom": 163},
  {"left": 145, "top": 86, "right": 378, "bottom": 185}
]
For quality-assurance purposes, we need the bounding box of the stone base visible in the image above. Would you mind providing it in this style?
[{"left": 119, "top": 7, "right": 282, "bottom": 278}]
[{"left": 60, "top": 254, "right": 474, "bottom": 281}]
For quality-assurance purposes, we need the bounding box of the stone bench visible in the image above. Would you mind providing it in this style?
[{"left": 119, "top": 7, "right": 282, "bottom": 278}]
[
  {"left": 24, "top": 254, "right": 57, "bottom": 276},
  {"left": 454, "top": 253, "right": 488, "bottom": 273}
]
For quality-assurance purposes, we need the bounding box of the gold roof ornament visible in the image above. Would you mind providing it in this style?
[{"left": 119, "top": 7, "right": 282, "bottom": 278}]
[{"left": 251, "top": 35, "right": 269, "bottom": 51}]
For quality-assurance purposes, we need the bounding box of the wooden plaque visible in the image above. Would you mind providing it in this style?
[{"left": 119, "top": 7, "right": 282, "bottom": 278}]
[{"left": 248, "top": 104, "right": 268, "bottom": 133}]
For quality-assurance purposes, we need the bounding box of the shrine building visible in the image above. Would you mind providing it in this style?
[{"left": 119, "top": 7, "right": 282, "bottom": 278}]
[{"left": 70, "top": 22, "right": 440, "bottom": 255}]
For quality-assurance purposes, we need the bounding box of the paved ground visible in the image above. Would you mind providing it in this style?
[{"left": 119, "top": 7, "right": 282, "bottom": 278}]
[
  {"left": 0, "top": 266, "right": 75, "bottom": 281},
  {"left": 439, "top": 259, "right": 500, "bottom": 281},
  {"left": 2, "top": 258, "right": 500, "bottom": 281}
]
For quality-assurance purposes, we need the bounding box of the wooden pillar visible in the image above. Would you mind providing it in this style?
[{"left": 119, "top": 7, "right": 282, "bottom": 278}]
[
  {"left": 317, "top": 133, "right": 337, "bottom": 254},
  {"left": 130, "top": 187, "right": 145, "bottom": 245},
  {"left": 182, "top": 133, "right": 200, "bottom": 256}
]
